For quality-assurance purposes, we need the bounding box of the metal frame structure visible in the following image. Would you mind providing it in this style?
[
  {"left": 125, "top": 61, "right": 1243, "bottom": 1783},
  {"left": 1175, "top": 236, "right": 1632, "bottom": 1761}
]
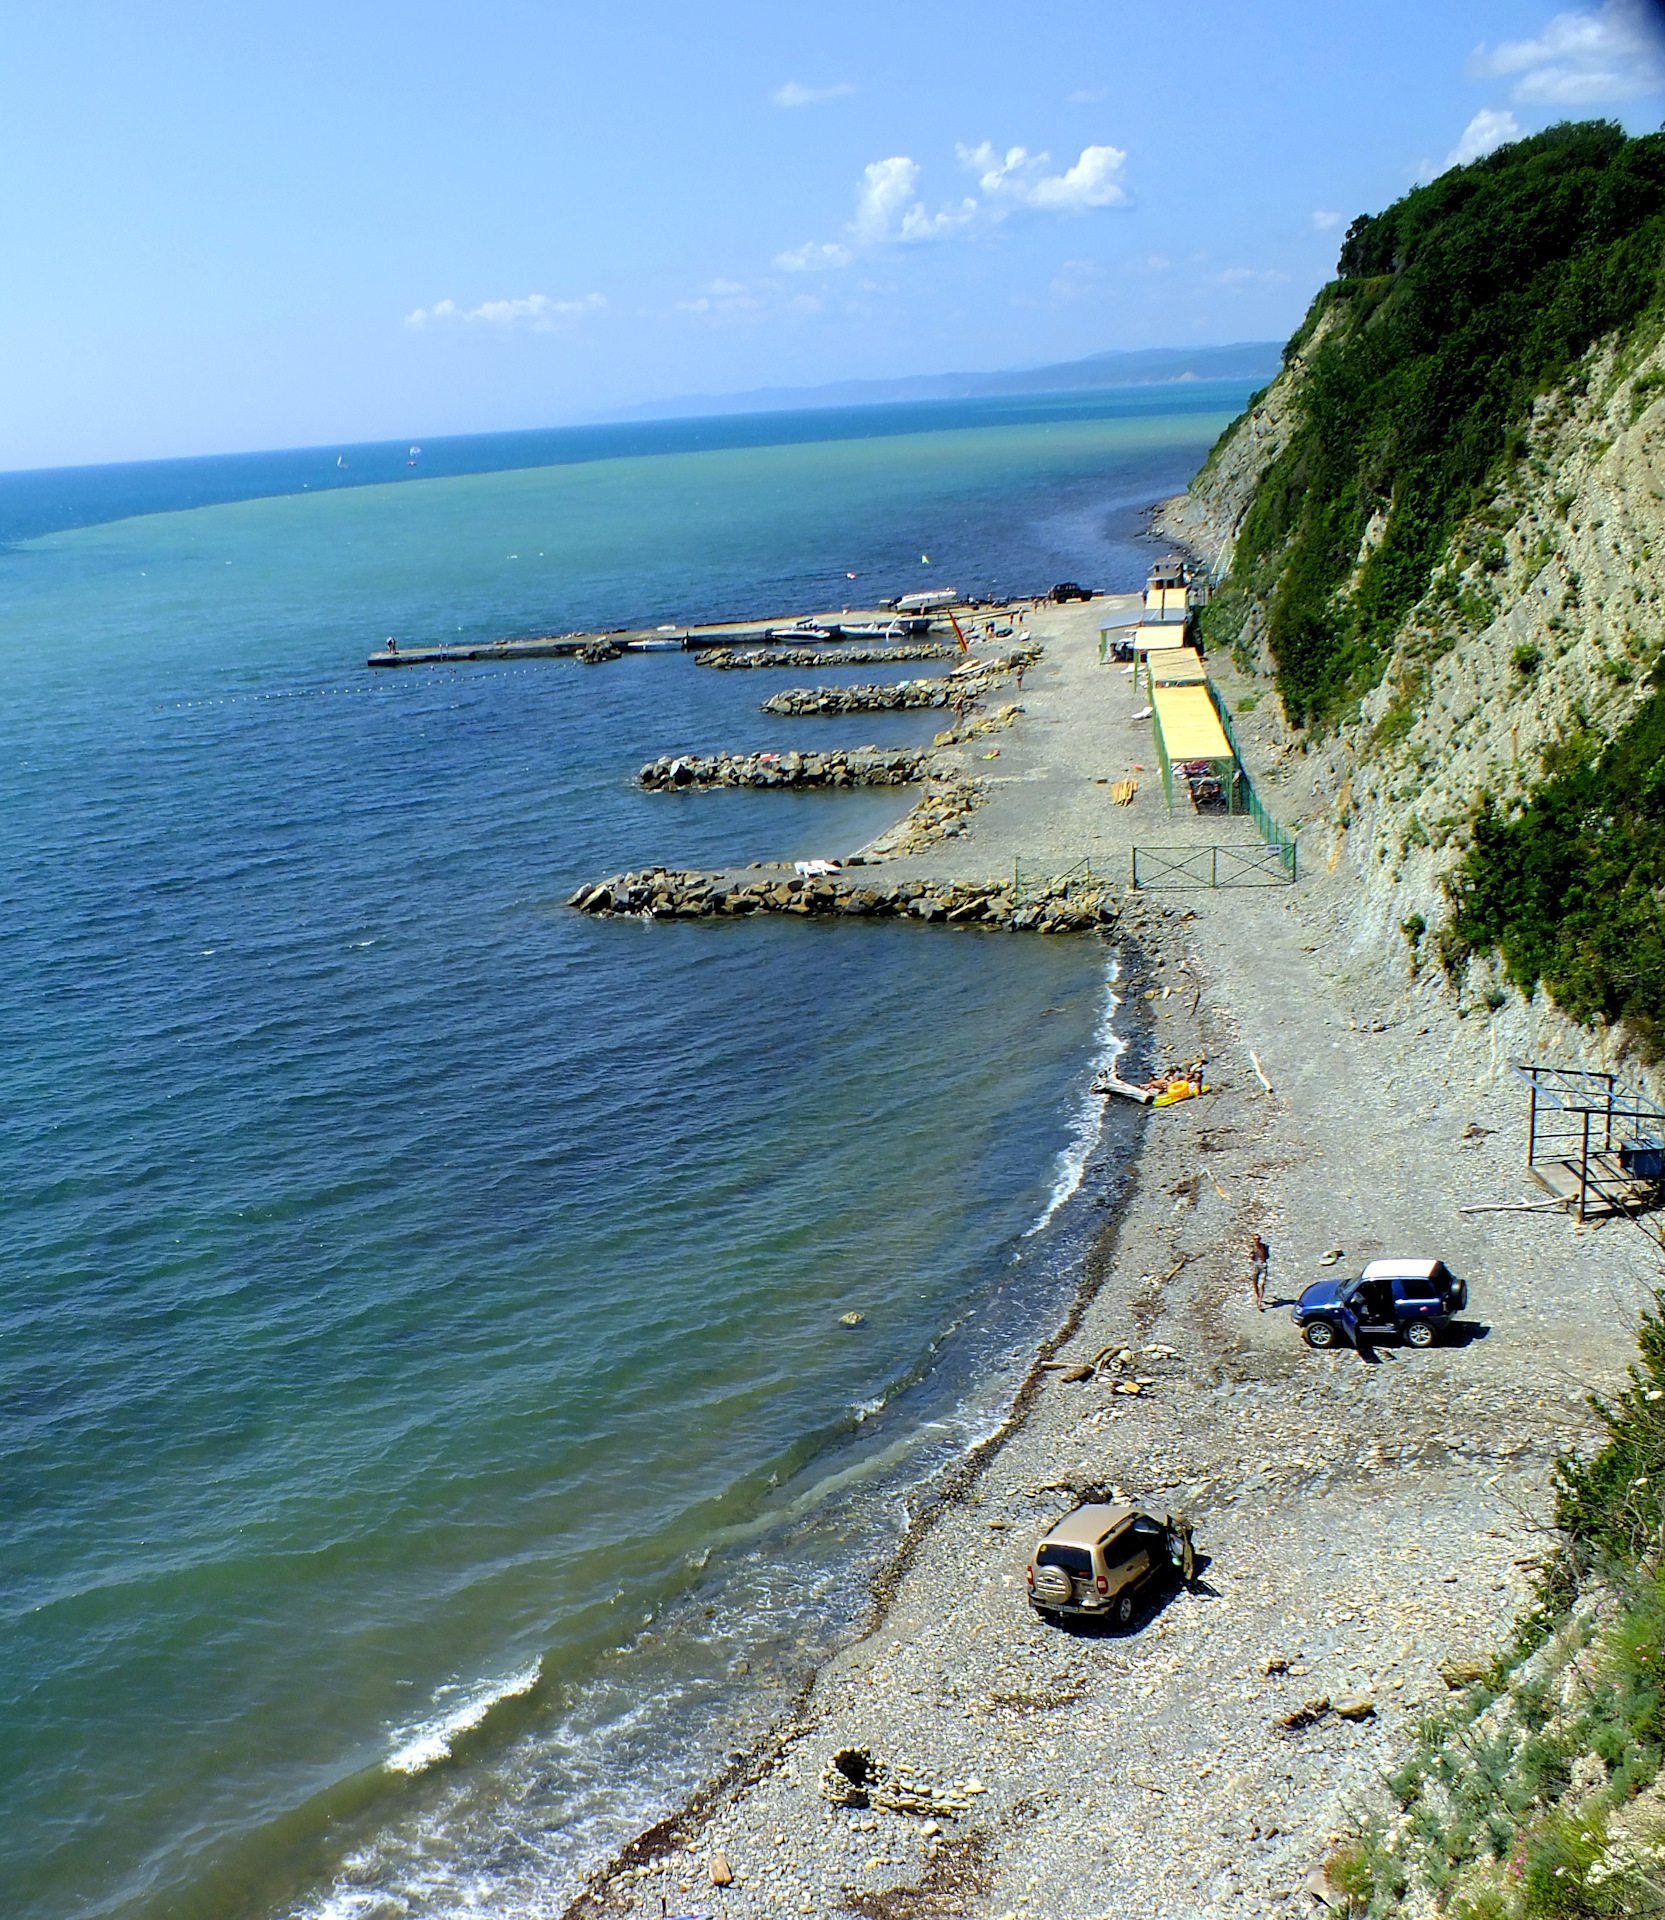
[
  {"left": 1513, "top": 1063, "right": 1665, "bottom": 1221},
  {"left": 1130, "top": 844, "right": 1297, "bottom": 888}
]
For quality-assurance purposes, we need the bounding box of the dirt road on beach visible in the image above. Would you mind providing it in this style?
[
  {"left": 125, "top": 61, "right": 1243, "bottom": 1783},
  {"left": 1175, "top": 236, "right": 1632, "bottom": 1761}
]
[{"left": 564, "top": 598, "right": 1657, "bottom": 1919}]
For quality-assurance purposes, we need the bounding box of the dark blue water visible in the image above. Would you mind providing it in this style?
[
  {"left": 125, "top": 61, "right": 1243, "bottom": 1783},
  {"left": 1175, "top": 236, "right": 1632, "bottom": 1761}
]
[{"left": 0, "top": 390, "right": 1232, "bottom": 1920}]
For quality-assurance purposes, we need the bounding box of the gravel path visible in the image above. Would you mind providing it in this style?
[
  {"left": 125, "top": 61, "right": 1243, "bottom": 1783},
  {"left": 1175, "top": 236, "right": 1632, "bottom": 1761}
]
[{"left": 562, "top": 602, "right": 1655, "bottom": 1920}]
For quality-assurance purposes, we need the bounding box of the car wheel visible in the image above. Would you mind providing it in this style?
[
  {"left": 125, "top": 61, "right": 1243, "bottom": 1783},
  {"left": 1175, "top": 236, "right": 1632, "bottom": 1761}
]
[
  {"left": 1303, "top": 1320, "right": 1337, "bottom": 1349},
  {"left": 1405, "top": 1321, "right": 1435, "bottom": 1348},
  {"left": 1116, "top": 1591, "right": 1134, "bottom": 1625}
]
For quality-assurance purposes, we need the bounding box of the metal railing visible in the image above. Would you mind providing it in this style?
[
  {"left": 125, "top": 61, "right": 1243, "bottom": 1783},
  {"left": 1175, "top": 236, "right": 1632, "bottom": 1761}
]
[
  {"left": 1206, "top": 684, "right": 1299, "bottom": 877},
  {"left": 1513, "top": 1063, "right": 1665, "bottom": 1221},
  {"left": 1011, "top": 858, "right": 1097, "bottom": 902},
  {"left": 1131, "top": 844, "right": 1297, "bottom": 888}
]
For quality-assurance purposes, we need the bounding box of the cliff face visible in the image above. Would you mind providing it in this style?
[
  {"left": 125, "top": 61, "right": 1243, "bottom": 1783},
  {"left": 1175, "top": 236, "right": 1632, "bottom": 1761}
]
[
  {"left": 1155, "top": 306, "right": 1340, "bottom": 581},
  {"left": 1158, "top": 126, "right": 1665, "bottom": 1084}
]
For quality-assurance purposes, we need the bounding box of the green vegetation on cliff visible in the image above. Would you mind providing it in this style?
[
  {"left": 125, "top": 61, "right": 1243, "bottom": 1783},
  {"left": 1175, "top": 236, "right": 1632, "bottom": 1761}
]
[
  {"left": 1332, "top": 1297, "right": 1665, "bottom": 1919},
  {"left": 1225, "top": 121, "right": 1665, "bottom": 729},
  {"left": 1444, "top": 673, "right": 1665, "bottom": 1060}
]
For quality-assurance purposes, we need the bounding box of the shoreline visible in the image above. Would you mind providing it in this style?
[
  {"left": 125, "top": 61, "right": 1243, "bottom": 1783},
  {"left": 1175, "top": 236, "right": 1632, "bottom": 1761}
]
[
  {"left": 546, "top": 944, "right": 1152, "bottom": 1917},
  {"left": 551, "top": 588, "right": 1652, "bottom": 1918}
]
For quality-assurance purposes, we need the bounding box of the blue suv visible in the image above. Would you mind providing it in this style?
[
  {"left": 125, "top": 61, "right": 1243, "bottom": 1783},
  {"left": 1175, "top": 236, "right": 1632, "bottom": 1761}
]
[{"left": 1292, "top": 1258, "right": 1467, "bottom": 1350}]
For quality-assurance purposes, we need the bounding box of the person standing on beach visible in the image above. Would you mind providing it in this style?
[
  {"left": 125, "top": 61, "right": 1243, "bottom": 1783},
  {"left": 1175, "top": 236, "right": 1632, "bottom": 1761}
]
[{"left": 1249, "top": 1233, "right": 1269, "bottom": 1311}]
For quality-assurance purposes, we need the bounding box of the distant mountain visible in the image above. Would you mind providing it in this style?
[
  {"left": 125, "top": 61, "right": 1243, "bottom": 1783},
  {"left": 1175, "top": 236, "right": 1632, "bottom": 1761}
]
[{"left": 610, "top": 342, "right": 1283, "bottom": 422}]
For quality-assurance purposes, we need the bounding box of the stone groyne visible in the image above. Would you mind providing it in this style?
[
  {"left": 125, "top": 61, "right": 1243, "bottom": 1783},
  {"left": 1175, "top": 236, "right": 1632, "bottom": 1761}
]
[
  {"left": 695, "top": 642, "right": 960, "bottom": 671},
  {"left": 762, "top": 679, "right": 961, "bottom": 715},
  {"left": 568, "top": 867, "right": 1119, "bottom": 932},
  {"left": 862, "top": 772, "right": 986, "bottom": 854},
  {"left": 637, "top": 747, "right": 926, "bottom": 791},
  {"left": 760, "top": 653, "right": 1032, "bottom": 715}
]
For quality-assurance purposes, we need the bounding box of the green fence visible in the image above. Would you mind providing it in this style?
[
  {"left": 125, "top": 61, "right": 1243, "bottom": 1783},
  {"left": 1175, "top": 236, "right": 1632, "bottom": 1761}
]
[
  {"left": 1011, "top": 858, "right": 1098, "bottom": 901},
  {"left": 1205, "top": 684, "right": 1298, "bottom": 878},
  {"left": 1131, "top": 843, "right": 1297, "bottom": 888}
]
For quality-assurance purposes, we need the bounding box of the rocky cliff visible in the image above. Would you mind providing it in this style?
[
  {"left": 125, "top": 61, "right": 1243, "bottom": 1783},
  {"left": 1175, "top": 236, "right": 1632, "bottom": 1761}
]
[{"left": 1159, "top": 122, "right": 1665, "bottom": 1082}]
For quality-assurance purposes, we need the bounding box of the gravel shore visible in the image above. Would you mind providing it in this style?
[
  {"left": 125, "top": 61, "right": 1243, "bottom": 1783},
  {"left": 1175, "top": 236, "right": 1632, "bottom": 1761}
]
[{"left": 561, "top": 595, "right": 1655, "bottom": 1920}]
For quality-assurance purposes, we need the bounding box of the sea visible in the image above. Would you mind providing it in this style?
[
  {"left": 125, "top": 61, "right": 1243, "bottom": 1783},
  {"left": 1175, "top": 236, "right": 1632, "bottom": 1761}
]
[{"left": 0, "top": 380, "right": 1250, "bottom": 1920}]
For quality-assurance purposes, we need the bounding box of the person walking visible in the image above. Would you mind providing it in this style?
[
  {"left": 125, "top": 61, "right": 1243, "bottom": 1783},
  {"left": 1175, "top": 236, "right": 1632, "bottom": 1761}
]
[{"left": 1249, "top": 1233, "right": 1270, "bottom": 1312}]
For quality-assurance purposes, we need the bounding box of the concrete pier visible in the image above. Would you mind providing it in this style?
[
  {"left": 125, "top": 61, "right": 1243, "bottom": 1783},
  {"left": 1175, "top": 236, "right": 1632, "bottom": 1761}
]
[{"left": 364, "top": 605, "right": 988, "bottom": 669}]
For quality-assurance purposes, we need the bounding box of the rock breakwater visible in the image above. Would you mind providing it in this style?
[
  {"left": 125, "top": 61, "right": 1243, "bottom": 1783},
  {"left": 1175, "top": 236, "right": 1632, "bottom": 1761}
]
[
  {"left": 696, "top": 643, "right": 960, "bottom": 670},
  {"left": 568, "top": 868, "right": 1119, "bottom": 932},
  {"left": 637, "top": 748, "right": 926, "bottom": 790},
  {"left": 762, "top": 679, "right": 959, "bottom": 715},
  {"left": 760, "top": 651, "right": 1033, "bottom": 716},
  {"left": 865, "top": 772, "right": 986, "bottom": 854}
]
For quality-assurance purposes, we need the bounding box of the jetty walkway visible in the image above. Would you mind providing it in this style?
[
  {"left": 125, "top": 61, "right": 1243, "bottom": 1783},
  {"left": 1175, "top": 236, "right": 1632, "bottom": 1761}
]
[{"left": 365, "top": 606, "right": 960, "bottom": 669}]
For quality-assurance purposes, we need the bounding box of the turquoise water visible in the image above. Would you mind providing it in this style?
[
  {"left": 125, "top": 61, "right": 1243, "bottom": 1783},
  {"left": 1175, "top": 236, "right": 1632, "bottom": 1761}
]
[{"left": 1, "top": 390, "right": 1235, "bottom": 1920}]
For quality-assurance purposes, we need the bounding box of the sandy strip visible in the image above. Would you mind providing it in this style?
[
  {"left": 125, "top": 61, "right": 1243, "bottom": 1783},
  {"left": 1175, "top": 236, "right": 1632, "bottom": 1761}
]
[{"left": 561, "top": 595, "right": 1653, "bottom": 1920}]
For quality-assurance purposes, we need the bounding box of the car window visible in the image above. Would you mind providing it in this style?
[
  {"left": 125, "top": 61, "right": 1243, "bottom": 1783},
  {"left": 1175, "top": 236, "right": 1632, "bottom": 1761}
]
[
  {"left": 1394, "top": 1278, "right": 1442, "bottom": 1303},
  {"left": 1036, "top": 1544, "right": 1092, "bottom": 1575}
]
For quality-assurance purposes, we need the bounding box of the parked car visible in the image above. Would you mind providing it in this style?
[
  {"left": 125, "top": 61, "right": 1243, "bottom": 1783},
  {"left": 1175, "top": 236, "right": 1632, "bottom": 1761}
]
[
  {"left": 1049, "top": 581, "right": 1094, "bottom": 602},
  {"left": 1026, "top": 1502, "right": 1195, "bottom": 1625},
  {"left": 1291, "top": 1257, "right": 1468, "bottom": 1350}
]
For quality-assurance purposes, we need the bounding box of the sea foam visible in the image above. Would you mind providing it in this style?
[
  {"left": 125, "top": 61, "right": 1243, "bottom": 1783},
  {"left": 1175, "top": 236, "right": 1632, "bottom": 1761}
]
[{"left": 1029, "top": 954, "right": 1125, "bottom": 1233}]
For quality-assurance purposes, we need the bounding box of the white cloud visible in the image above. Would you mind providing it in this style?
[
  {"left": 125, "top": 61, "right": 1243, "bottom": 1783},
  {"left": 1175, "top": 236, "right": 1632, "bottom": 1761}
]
[
  {"left": 773, "top": 240, "right": 854, "bottom": 272},
  {"left": 775, "top": 139, "right": 1130, "bottom": 275},
  {"left": 405, "top": 293, "right": 605, "bottom": 332},
  {"left": 671, "top": 277, "right": 822, "bottom": 325},
  {"left": 1445, "top": 106, "right": 1523, "bottom": 167},
  {"left": 674, "top": 278, "right": 757, "bottom": 316},
  {"left": 1030, "top": 145, "right": 1132, "bottom": 212},
  {"left": 1067, "top": 85, "right": 1108, "bottom": 104},
  {"left": 847, "top": 156, "right": 978, "bottom": 244},
  {"left": 850, "top": 155, "right": 922, "bottom": 242},
  {"left": 1469, "top": 1, "right": 1665, "bottom": 104},
  {"left": 957, "top": 141, "right": 1131, "bottom": 212},
  {"left": 1311, "top": 208, "right": 1343, "bottom": 231},
  {"left": 1050, "top": 256, "right": 1106, "bottom": 299},
  {"left": 772, "top": 80, "right": 855, "bottom": 108}
]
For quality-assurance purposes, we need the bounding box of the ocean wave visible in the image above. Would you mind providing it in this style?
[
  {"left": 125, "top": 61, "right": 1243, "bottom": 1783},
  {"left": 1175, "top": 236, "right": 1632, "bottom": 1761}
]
[
  {"left": 1027, "top": 953, "right": 1124, "bottom": 1234},
  {"left": 384, "top": 1663, "right": 543, "bottom": 1776}
]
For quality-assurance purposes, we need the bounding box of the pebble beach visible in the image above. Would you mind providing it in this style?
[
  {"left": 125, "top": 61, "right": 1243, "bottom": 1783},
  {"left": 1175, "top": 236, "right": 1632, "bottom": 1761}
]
[{"left": 560, "top": 594, "right": 1655, "bottom": 1918}]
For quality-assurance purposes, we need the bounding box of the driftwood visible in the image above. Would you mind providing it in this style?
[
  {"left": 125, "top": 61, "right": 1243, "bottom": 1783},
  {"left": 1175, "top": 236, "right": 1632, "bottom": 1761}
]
[
  {"left": 1457, "top": 1198, "right": 1569, "bottom": 1214},
  {"left": 1249, "top": 1050, "right": 1274, "bottom": 1094}
]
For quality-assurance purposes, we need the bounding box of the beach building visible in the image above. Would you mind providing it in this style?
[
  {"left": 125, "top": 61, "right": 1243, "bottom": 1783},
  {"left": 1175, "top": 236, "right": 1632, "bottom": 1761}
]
[{"left": 1128, "top": 554, "right": 1197, "bottom": 656}]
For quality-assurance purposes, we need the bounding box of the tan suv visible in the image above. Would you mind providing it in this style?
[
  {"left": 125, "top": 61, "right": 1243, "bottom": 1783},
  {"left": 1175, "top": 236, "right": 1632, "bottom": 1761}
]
[{"left": 1026, "top": 1503, "right": 1195, "bottom": 1625}]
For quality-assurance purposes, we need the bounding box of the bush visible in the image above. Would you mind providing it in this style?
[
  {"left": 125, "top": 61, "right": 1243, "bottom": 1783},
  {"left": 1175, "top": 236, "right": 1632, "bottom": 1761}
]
[
  {"left": 1443, "top": 668, "right": 1665, "bottom": 1056},
  {"left": 1554, "top": 1288, "right": 1665, "bottom": 1563}
]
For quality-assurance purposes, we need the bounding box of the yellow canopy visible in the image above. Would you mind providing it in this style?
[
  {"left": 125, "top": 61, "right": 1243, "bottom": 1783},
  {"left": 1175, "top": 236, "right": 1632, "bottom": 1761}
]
[
  {"left": 1133, "top": 622, "right": 1186, "bottom": 653},
  {"left": 1145, "top": 648, "right": 1207, "bottom": 685},
  {"left": 1152, "top": 682, "right": 1232, "bottom": 761},
  {"left": 1143, "top": 587, "right": 1189, "bottom": 620}
]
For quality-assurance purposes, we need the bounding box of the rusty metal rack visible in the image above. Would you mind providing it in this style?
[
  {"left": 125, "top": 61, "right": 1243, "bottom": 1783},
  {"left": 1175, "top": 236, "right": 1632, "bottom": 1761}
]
[{"left": 1513, "top": 1063, "right": 1665, "bottom": 1222}]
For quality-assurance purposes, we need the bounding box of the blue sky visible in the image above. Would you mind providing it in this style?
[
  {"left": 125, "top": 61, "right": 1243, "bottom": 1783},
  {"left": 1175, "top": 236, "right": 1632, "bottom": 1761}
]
[{"left": 4, "top": 0, "right": 1665, "bottom": 468}]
